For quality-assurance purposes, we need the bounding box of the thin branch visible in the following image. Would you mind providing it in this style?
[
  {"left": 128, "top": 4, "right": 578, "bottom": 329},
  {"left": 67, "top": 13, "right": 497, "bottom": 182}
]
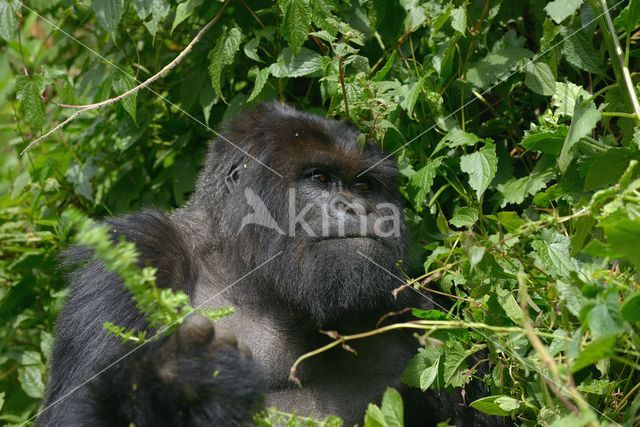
[
  {"left": 20, "top": 0, "right": 231, "bottom": 155},
  {"left": 288, "top": 319, "right": 550, "bottom": 385}
]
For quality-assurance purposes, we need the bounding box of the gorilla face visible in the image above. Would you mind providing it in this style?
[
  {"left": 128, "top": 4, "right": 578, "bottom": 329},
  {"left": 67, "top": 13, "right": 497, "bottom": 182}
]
[{"left": 201, "top": 104, "right": 406, "bottom": 326}]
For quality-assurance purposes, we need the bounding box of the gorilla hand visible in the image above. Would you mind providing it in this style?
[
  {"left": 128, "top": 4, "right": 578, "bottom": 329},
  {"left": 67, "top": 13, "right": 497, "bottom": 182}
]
[{"left": 91, "top": 315, "right": 264, "bottom": 427}]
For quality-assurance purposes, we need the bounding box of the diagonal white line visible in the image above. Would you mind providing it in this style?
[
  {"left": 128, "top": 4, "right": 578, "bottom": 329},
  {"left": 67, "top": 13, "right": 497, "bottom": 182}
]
[
  {"left": 355, "top": 250, "right": 614, "bottom": 423},
  {"left": 17, "top": 1, "right": 283, "bottom": 178},
  {"left": 359, "top": 0, "right": 628, "bottom": 177},
  {"left": 22, "top": 250, "right": 283, "bottom": 426}
]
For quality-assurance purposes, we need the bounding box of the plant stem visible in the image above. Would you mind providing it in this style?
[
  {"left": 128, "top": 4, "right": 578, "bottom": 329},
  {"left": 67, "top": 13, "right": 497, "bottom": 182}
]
[{"left": 596, "top": 0, "right": 640, "bottom": 124}]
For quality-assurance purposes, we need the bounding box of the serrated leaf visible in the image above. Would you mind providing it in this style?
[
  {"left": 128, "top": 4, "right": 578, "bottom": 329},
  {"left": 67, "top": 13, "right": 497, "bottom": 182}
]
[
  {"left": 278, "top": 0, "right": 312, "bottom": 54},
  {"left": 0, "top": 0, "right": 18, "bottom": 41},
  {"left": 401, "top": 346, "right": 443, "bottom": 391},
  {"left": 268, "top": 47, "right": 322, "bottom": 78},
  {"left": 141, "top": 0, "right": 171, "bottom": 37},
  {"left": 92, "top": 0, "right": 124, "bottom": 38},
  {"left": 442, "top": 127, "right": 481, "bottom": 149},
  {"left": 443, "top": 341, "right": 473, "bottom": 388},
  {"left": 466, "top": 47, "right": 533, "bottom": 90},
  {"left": 558, "top": 97, "right": 601, "bottom": 172},
  {"left": 18, "top": 366, "right": 45, "bottom": 398},
  {"left": 208, "top": 26, "right": 242, "bottom": 100},
  {"left": 16, "top": 75, "right": 46, "bottom": 130},
  {"left": 380, "top": 387, "right": 404, "bottom": 427},
  {"left": 410, "top": 158, "right": 442, "bottom": 212},
  {"left": 524, "top": 61, "right": 556, "bottom": 96},
  {"left": 560, "top": 25, "right": 603, "bottom": 75},
  {"left": 552, "top": 82, "right": 590, "bottom": 117},
  {"left": 531, "top": 231, "right": 577, "bottom": 278},
  {"left": 497, "top": 168, "right": 555, "bottom": 207},
  {"left": 521, "top": 127, "right": 567, "bottom": 155},
  {"left": 247, "top": 67, "right": 270, "bottom": 102},
  {"left": 172, "top": 0, "right": 203, "bottom": 32},
  {"left": 460, "top": 143, "right": 498, "bottom": 200},
  {"left": 449, "top": 207, "right": 479, "bottom": 228},
  {"left": 470, "top": 395, "right": 520, "bottom": 416},
  {"left": 544, "top": 0, "right": 583, "bottom": 24},
  {"left": 450, "top": 6, "right": 466, "bottom": 34},
  {"left": 613, "top": 0, "right": 640, "bottom": 33}
]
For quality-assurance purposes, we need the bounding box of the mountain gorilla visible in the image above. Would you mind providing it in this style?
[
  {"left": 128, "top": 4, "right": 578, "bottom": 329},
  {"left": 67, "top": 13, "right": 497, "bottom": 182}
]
[{"left": 39, "top": 103, "right": 494, "bottom": 426}]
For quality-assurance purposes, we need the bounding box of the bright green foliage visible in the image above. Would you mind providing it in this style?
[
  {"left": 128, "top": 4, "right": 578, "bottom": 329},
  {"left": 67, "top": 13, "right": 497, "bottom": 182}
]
[{"left": 2, "top": 1, "right": 640, "bottom": 426}]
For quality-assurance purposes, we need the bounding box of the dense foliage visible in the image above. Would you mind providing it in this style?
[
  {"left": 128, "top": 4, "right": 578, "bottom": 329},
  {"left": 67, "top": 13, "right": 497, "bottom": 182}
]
[{"left": 1, "top": 0, "right": 640, "bottom": 425}]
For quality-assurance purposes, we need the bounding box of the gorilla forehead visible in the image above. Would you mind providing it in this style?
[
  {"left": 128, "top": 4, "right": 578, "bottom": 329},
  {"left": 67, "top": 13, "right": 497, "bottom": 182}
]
[{"left": 223, "top": 102, "right": 397, "bottom": 179}]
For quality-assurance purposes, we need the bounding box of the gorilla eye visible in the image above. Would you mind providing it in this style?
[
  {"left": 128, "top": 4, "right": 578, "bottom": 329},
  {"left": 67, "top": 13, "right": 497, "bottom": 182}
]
[
  {"left": 353, "top": 179, "right": 370, "bottom": 192},
  {"left": 309, "top": 169, "right": 329, "bottom": 184}
]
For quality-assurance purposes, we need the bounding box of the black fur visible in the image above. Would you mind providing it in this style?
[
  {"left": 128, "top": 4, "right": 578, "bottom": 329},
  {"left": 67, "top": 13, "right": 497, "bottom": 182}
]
[{"left": 40, "top": 103, "right": 507, "bottom": 426}]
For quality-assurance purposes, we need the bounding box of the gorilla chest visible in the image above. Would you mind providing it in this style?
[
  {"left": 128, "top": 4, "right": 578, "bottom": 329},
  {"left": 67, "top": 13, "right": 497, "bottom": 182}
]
[{"left": 260, "top": 332, "right": 414, "bottom": 424}]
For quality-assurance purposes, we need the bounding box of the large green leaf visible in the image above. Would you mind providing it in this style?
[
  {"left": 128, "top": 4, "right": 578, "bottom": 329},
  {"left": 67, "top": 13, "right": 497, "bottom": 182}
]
[
  {"left": 544, "top": 0, "right": 583, "bottom": 24},
  {"left": 278, "top": 0, "right": 312, "bottom": 54},
  {"left": 466, "top": 47, "right": 533, "bottom": 89},
  {"left": 15, "top": 75, "right": 46, "bottom": 130},
  {"left": 92, "top": 0, "right": 124, "bottom": 38},
  {"left": 269, "top": 47, "right": 322, "bottom": 78},
  {"left": 460, "top": 143, "right": 498, "bottom": 200},
  {"left": 0, "top": 0, "right": 18, "bottom": 41},
  {"left": 208, "top": 27, "right": 243, "bottom": 100},
  {"left": 558, "top": 97, "right": 601, "bottom": 172}
]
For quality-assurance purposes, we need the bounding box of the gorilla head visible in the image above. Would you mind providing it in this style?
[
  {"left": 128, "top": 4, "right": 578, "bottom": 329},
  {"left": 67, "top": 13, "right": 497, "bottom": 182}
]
[{"left": 189, "top": 103, "right": 406, "bottom": 326}]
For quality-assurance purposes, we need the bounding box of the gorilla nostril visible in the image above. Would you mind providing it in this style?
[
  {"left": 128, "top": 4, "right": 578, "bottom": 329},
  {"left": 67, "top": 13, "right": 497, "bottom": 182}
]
[{"left": 329, "top": 194, "right": 367, "bottom": 216}]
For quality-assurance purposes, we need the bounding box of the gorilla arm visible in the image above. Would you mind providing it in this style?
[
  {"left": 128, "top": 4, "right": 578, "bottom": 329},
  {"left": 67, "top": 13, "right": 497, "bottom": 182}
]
[{"left": 38, "top": 210, "right": 263, "bottom": 427}]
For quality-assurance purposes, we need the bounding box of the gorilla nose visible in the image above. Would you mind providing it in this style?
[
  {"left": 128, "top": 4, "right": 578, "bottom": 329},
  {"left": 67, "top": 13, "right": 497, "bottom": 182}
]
[{"left": 328, "top": 194, "right": 368, "bottom": 217}]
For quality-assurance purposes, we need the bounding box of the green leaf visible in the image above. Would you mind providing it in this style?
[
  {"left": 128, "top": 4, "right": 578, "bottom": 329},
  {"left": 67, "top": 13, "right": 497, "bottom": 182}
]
[
  {"left": 586, "top": 292, "right": 624, "bottom": 339},
  {"left": 521, "top": 127, "right": 567, "bottom": 155},
  {"left": 449, "top": 207, "right": 479, "bottom": 228},
  {"left": 613, "top": 0, "right": 640, "bottom": 33},
  {"left": 622, "top": 292, "right": 640, "bottom": 323},
  {"left": 0, "top": 0, "right": 18, "bottom": 41},
  {"left": 531, "top": 231, "right": 577, "bottom": 278},
  {"left": 470, "top": 395, "right": 520, "bottom": 416},
  {"left": 380, "top": 387, "right": 404, "bottom": 427},
  {"left": 552, "top": 82, "right": 590, "bottom": 117},
  {"left": 571, "top": 336, "right": 616, "bottom": 372},
  {"left": 92, "top": 0, "right": 124, "bottom": 38},
  {"left": 558, "top": 97, "right": 601, "bottom": 173},
  {"left": 133, "top": 0, "right": 170, "bottom": 36},
  {"left": 15, "top": 75, "right": 46, "bottom": 130},
  {"left": 497, "top": 168, "right": 555, "bottom": 207},
  {"left": 208, "top": 26, "right": 242, "bottom": 100},
  {"left": 278, "top": 0, "right": 312, "bottom": 54},
  {"left": 524, "top": 61, "right": 556, "bottom": 96},
  {"left": 560, "top": 25, "right": 603, "bottom": 75},
  {"left": 247, "top": 68, "right": 270, "bottom": 102},
  {"left": 443, "top": 341, "right": 474, "bottom": 388},
  {"left": 410, "top": 158, "right": 442, "bottom": 212},
  {"left": 268, "top": 47, "right": 322, "bottom": 78},
  {"left": 581, "top": 148, "right": 636, "bottom": 191},
  {"left": 364, "top": 388, "right": 404, "bottom": 427},
  {"left": 402, "top": 346, "right": 443, "bottom": 391},
  {"left": 18, "top": 366, "right": 45, "bottom": 399},
  {"left": 466, "top": 47, "right": 533, "bottom": 90},
  {"left": 460, "top": 143, "right": 498, "bottom": 200},
  {"left": 599, "top": 211, "right": 640, "bottom": 269},
  {"left": 450, "top": 6, "right": 466, "bottom": 34},
  {"left": 172, "top": 0, "right": 203, "bottom": 32},
  {"left": 544, "top": 0, "right": 584, "bottom": 24},
  {"left": 441, "top": 127, "right": 482, "bottom": 149},
  {"left": 112, "top": 68, "right": 137, "bottom": 123}
]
